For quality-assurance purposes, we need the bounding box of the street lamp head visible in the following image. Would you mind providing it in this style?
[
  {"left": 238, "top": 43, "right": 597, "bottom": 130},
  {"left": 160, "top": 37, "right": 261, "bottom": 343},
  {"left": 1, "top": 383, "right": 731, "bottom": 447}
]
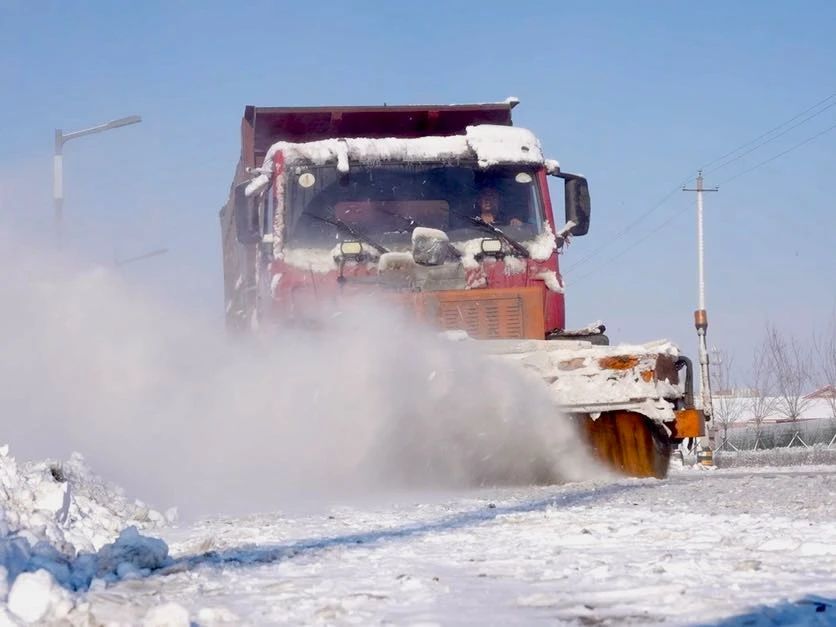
[{"left": 106, "top": 115, "right": 142, "bottom": 129}]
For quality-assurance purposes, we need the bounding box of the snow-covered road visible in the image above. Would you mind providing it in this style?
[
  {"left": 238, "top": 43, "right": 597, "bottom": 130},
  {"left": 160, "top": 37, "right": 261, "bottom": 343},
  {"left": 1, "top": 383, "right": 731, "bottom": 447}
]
[{"left": 84, "top": 467, "right": 836, "bottom": 626}]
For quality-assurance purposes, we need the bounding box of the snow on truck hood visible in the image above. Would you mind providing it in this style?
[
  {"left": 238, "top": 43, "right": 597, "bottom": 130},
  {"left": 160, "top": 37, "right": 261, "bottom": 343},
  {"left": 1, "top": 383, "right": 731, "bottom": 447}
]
[
  {"left": 278, "top": 226, "right": 558, "bottom": 284},
  {"left": 259, "top": 125, "right": 545, "bottom": 175}
]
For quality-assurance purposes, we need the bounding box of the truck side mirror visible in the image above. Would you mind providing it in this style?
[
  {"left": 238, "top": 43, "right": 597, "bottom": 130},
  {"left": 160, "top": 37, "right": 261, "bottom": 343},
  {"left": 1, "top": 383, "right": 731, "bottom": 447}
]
[
  {"left": 564, "top": 176, "right": 591, "bottom": 236},
  {"left": 233, "top": 183, "right": 261, "bottom": 244}
]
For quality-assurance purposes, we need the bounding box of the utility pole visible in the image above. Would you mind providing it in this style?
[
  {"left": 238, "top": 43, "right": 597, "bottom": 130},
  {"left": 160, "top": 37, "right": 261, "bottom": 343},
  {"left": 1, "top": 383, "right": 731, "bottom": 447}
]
[
  {"left": 683, "top": 171, "right": 719, "bottom": 461},
  {"left": 54, "top": 115, "right": 142, "bottom": 246}
]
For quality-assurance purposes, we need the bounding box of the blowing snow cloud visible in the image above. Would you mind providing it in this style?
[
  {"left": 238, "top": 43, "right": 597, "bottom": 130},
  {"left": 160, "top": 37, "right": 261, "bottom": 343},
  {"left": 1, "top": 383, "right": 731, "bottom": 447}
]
[{"left": 0, "top": 230, "right": 601, "bottom": 518}]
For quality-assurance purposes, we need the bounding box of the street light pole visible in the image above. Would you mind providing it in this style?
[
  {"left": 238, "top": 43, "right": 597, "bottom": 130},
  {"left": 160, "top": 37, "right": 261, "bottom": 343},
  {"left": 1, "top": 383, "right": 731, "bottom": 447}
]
[
  {"left": 53, "top": 129, "right": 64, "bottom": 246},
  {"left": 53, "top": 115, "right": 142, "bottom": 245},
  {"left": 115, "top": 248, "right": 169, "bottom": 267}
]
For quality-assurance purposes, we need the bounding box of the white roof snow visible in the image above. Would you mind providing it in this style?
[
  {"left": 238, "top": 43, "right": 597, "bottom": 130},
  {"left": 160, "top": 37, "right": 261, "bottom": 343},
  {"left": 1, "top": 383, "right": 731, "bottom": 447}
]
[{"left": 261, "top": 125, "right": 545, "bottom": 174}]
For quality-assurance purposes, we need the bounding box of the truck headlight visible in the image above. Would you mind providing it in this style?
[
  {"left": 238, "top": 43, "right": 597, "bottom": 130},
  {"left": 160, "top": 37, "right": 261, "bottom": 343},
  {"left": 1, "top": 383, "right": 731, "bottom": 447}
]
[
  {"left": 340, "top": 241, "right": 363, "bottom": 256},
  {"left": 480, "top": 239, "right": 503, "bottom": 254}
]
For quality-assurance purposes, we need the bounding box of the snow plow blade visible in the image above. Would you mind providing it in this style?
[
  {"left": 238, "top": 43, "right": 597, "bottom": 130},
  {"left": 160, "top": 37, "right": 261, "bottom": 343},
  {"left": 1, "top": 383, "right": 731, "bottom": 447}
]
[{"left": 478, "top": 338, "right": 705, "bottom": 478}]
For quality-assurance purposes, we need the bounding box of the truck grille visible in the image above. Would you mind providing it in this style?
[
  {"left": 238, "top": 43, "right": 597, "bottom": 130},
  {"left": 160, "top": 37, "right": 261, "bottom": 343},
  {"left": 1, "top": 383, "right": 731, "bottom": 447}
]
[
  {"left": 423, "top": 287, "right": 544, "bottom": 340},
  {"left": 438, "top": 298, "right": 524, "bottom": 339}
]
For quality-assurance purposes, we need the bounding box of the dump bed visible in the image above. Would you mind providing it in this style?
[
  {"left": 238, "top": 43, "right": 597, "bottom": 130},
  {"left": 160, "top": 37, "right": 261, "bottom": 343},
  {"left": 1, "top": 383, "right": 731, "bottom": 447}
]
[{"left": 240, "top": 101, "right": 517, "bottom": 169}]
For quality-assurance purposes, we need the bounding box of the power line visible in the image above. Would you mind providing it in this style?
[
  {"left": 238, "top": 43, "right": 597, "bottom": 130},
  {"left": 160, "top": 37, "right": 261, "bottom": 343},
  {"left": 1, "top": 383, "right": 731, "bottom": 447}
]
[
  {"left": 699, "top": 90, "right": 836, "bottom": 171},
  {"left": 568, "top": 119, "right": 836, "bottom": 281},
  {"left": 562, "top": 180, "right": 691, "bottom": 273},
  {"left": 717, "top": 120, "right": 836, "bottom": 185},
  {"left": 565, "top": 90, "right": 836, "bottom": 276},
  {"left": 569, "top": 204, "right": 690, "bottom": 282},
  {"left": 704, "top": 99, "right": 836, "bottom": 174}
]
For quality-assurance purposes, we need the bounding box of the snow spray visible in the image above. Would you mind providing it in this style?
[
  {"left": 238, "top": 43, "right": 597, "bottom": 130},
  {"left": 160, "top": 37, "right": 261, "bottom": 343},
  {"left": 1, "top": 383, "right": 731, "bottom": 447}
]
[{"left": 0, "top": 231, "right": 603, "bottom": 518}]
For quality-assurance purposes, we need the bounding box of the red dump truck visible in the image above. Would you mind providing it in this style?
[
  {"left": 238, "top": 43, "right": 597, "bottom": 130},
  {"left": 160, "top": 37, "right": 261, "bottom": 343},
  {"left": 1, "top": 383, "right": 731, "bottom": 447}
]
[{"left": 220, "top": 99, "right": 705, "bottom": 478}]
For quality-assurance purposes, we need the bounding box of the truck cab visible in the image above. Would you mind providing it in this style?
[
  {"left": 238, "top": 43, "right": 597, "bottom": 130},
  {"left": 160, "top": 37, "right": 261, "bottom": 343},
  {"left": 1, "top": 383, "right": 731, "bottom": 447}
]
[{"left": 221, "top": 100, "right": 590, "bottom": 339}]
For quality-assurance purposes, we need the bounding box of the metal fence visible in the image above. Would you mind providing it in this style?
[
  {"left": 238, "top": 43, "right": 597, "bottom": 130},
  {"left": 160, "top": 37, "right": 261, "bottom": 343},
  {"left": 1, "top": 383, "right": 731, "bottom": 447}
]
[
  {"left": 716, "top": 417, "right": 836, "bottom": 451},
  {"left": 711, "top": 417, "right": 836, "bottom": 467}
]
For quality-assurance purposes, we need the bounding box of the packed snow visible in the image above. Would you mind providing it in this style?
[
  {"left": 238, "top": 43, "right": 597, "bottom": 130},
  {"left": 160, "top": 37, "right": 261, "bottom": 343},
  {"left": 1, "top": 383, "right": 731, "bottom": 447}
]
[{"left": 4, "top": 466, "right": 828, "bottom": 625}]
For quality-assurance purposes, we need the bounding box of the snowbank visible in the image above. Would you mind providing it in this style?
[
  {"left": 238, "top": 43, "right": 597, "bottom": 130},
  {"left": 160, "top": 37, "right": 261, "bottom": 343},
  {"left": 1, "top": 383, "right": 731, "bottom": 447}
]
[{"left": 0, "top": 446, "right": 175, "bottom": 622}]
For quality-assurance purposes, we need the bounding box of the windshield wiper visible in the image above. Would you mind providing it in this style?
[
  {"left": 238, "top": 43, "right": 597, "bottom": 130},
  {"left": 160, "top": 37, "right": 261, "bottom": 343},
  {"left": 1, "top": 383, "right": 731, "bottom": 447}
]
[
  {"left": 452, "top": 212, "right": 530, "bottom": 258},
  {"left": 304, "top": 213, "right": 389, "bottom": 255},
  {"left": 371, "top": 205, "right": 423, "bottom": 233}
]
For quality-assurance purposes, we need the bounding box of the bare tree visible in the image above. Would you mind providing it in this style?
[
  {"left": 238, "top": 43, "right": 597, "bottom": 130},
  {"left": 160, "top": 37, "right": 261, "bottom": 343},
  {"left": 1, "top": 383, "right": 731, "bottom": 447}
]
[
  {"left": 764, "top": 324, "right": 813, "bottom": 421},
  {"left": 813, "top": 315, "right": 836, "bottom": 423},
  {"left": 748, "top": 344, "right": 777, "bottom": 448},
  {"left": 710, "top": 350, "right": 746, "bottom": 447}
]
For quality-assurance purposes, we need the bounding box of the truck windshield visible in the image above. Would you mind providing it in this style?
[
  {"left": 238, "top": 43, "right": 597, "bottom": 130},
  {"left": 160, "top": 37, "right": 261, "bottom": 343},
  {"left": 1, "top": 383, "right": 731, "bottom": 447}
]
[{"left": 283, "top": 163, "right": 544, "bottom": 249}]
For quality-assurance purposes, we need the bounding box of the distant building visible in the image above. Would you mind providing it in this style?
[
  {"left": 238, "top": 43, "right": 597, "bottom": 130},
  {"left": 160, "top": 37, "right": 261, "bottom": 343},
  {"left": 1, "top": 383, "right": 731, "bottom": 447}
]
[
  {"left": 804, "top": 385, "right": 836, "bottom": 400},
  {"left": 709, "top": 388, "right": 835, "bottom": 424}
]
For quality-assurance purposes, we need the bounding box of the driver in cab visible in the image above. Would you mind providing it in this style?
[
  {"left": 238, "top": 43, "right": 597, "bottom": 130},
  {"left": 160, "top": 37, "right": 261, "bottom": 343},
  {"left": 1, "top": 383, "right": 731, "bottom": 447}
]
[{"left": 476, "top": 187, "right": 522, "bottom": 227}]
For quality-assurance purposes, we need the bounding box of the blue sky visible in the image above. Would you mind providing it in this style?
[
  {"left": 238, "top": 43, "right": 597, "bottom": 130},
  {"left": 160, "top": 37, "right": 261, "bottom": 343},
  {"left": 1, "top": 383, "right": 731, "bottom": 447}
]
[{"left": 2, "top": 0, "right": 835, "bottom": 382}]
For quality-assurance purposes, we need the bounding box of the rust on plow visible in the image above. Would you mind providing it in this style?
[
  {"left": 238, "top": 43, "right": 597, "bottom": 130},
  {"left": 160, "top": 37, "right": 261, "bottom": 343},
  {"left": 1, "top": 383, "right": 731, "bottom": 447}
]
[
  {"left": 598, "top": 355, "right": 640, "bottom": 370},
  {"left": 654, "top": 355, "right": 680, "bottom": 385}
]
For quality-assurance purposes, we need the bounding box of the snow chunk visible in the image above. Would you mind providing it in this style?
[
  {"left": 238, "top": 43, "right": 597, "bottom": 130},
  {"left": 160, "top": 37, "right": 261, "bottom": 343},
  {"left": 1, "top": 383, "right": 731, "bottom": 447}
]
[
  {"left": 412, "top": 227, "right": 450, "bottom": 265},
  {"left": 464, "top": 125, "right": 543, "bottom": 168},
  {"left": 526, "top": 222, "right": 556, "bottom": 261},
  {"left": 453, "top": 237, "right": 490, "bottom": 271},
  {"left": 452, "top": 227, "right": 557, "bottom": 272},
  {"left": 143, "top": 602, "right": 190, "bottom": 627},
  {"left": 503, "top": 255, "right": 527, "bottom": 275},
  {"left": 378, "top": 251, "right": 415, "bottom": 272},
  {"left": 559, "top": 320, "right": 606, "bottom": 337},
  {"left": 95, "top": 526, "right": 169, "bottom": 580},
  {"left": 197, "top": 606, "right": 240, "bottom": 623},
  {"left": 545, "top": 159, "right": 560, "bottom": 175},
  {"left": 282, "top": 243, "right": 380, "bottom": 274},
  {"left": 7, "top": 569, "right": 73, "bottom": 623},
  {"left": 282, "top": 247, "right": 336, "bottom": 274},
  {"left": 440, "top": 329, "right": 470, "bottom": 342},
  {"left": 758, "top": 537, "right": 801, "bottom": 552},
  {"left": 244, "top": 173, "right": 269, "bottom": 197},
  {"left": 411, "top": 227, "right": 448, "bottom": 243},
  {"left": 270, "top": 272, "right": 283, "bottom": 297},
  {"left": 799, "top": 542, "right": 836, "bottom": 556},
  {"left": 535, "top": 270, "right": 564, "bottom": 294}
]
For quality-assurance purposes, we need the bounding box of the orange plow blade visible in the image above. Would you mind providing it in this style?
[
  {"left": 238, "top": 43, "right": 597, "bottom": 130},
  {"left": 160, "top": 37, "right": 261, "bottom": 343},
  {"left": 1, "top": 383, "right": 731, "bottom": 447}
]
[{"left": 582, "top": 411, "right": 672, "bottom": 479}]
